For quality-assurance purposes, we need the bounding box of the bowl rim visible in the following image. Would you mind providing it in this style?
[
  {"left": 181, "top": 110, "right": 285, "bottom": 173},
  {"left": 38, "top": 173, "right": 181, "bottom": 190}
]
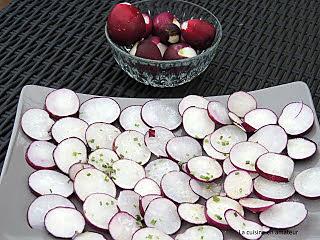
[{"left": 105, "top": 0, "right": 223, "bottom": 64}]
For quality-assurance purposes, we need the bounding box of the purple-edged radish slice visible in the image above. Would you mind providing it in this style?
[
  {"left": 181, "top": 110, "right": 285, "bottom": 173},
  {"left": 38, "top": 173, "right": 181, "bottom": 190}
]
[
  {"left": 145, "top": 158, "right": 179, "bottom": 184},
  {"left": 51, "top": 117, "right": 88, "bottom": 143},
  {"left": 225, "top": 209, "right": 270, "bottom": 240},
  {"left": 53, "top": 137, "right": 87, "bottom": 174},
  {"left": 166, "top": 136, "right": 202, "bottom": 163},
  {"left": 294, "top": 167, "right": 320, "bottom": 198},
  {"left": 118, "top": 190, "right": 141, "bottom": 218},
  {"left": 144, "top": 197, "right": 181, "bottom": 234},
  {"left": 183, "top": 107, "right": 216, "bottom": 139},
  {"left": 25, "top": 141, "right": 56, "bottom": 170},
  {"left": 203, "top": 135, "right": 228, "bottom": 160},
  {"left": 227, "top": 91, "right": 257, "bottom": 118},
  {"left": 223, "top": 158, "right": 259, "bottom": 179},
  {"left": 278, "top": 102, "right": 314, "bottom": 135},
  {"left": 145, "top": 127, "right": 174, "bottom": 157},
  {"left": 178, "top": 95, "right": 209, "bottom": 115},
  {"left": 189, "top": 179, "right": 222, "bottom": 199},
  {"left": 74, "top": 232, "right": 106, "bottom": 240},
  {"left": 79, "top": 97, "right": 121, "bottom": 125},
  {"left": 287, "top": 138, "right": 317, "bottom": 160},
  {"left": 119, "top": 105, "right": 149, "bottom": 134},
  {"left": 141, "top": 100, "right": 182, "bottom": 130},
  {"left": 21, "top": 109, "right": 54, "bottom": 140},
  {"left": 109, "top": 212, "right": 142, "bottom": 240},
  {"left": 207, "top": 101, "right": 232, "bottom": 125},
  {"left": 239, "top": 198, "right": 275, "bottom": 213},
  {"left": 134, "top": 178, "right": 161, "bottom": 196},
  {"left": 45, "top": 89, "right": 80, "bottom": 118},
  {"left": 259, "top": 202, "right": 307, "bottom": 229},
  {"left": 27, "top": 194, "right": 75, "bottom": 230},
  {"left": 83, "top": 193, "right": 118, "bottom": 230},
  {"left": 29, "top": 170, "right": 73, "bottom": 197},
  {"left": 228, "top": 112, "right": 250, "bottom": 133},
  {"left": 224, "top": 170, "right": 253, "bottom": 199},
  {"left": 256, "top": 153, "right": 294, "bottom": 182},
  {"left": 139, "top": 194, "right": 161, "bottom": 216},
  {"left": 244, "top": 108, "right": 277, "bottom": 131},
  {"left": 254, "top": 176, "right": 295, "bottom": 202},
  {"left": 88, "top": 148, "right": 119, "bottom": 172},
  {"left": 132, "top": 227, "right": 173, "bottom": 240},
  {"left": 74, "top": 168, "right": 116, "bottom": 201},
  {"left": 178, "top": 203, "right": 207, "bottom": 224},
  {"left": 161, "top": 171, "right": 199, "bottom": 203},
  {"left": 68, "top": 163, "right": 94, "bottom": 181},
  {"left": 45, "top": 207, "right": 85, "bottom": 238},
  {"left": 187, "top": 156, "right": 222, "bottom": 182},
  {"left": 114, "top": 130, "right": 151, "bottom": 165},
  {"left": 175, "top": 225, "right": 223, "bottom": 240}
]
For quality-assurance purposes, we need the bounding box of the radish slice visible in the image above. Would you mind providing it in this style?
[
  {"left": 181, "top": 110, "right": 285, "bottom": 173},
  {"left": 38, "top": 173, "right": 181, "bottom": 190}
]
[
  {"left": 244, "top": 108, "right": 278, "bottom": 131},
  {"left": 109, "top": 212, "right": 142, "bottom": 240},
  {"left": 189, "top": 179, "right": 222, "bottom": 199},
  {"left": 225, "top": 209, "right": 270, "bottom": 240},
  {"left": 227, "top": 91, "right": 257, "bottom": 117},
  {"left": 118, "top": 190, "right": 141, "bottom": 218},
  {"left": 79, "top": 97, "right": 121, "bottom": 124},
  {"left": 254, "top": 176, "right": 295, "bottom": 202},
  {"left": 239, "top": 198, "right": 275, "bottom": 213},
  {"left": 88, "top": 148, "right": 119, "bottom": 172},
  {"left": 183, "top": 107, "right": 216, "bottom": 139},
  {"left": 278, "top": 102, "right": 314, "bottom": 135},
  {"left": 27, "top": 194, "right": 75, "bottom": 230},
  {"left": 178, "top": 203, "right": 207, "bottom": 224},
  {"left": 119, "top": 105, "right": 149, "bottom": 134},
  {"left": 203, "top": 135, "right": 228, "bottom": 160},
  {"left": 210, "top": 125, "right": 247, "bottom": 154},
  {"left": 145, "top": 158, "right": 179, "bottom": 184},
  {"left": 114, "top": 131, "right": 151, "bottom": 165},
  {"left": 259, "top": 202, "right": 307, "bottom": 229},
  {"left": 161, "top": 171, "right": 199, "bottom": 203},
  {"left": 228, "top": 112, "right": 251, "bottom": 133},
  {"left": 45, "top": 89, "right": 80, "bottom": 118},
  {"left": 21, "top": 109, "right": 54, "bottom": 140},
  {"left": 187, "top": 156, "right": 223, "bottom": 182},
  {"left": 144, "top": 127, "right": 174, "bottom": 157},
  {"left": 249, "top": 125, "right": 287, "bottom": 153},
  {"left": 224, "top": 170, "right": 253, "bottom": 199},
  {"left": 29, "top": 170, "right": 73, "bottom": 197},
  {"left": 85, "top": 123, "right": 121, "bottom": 150},
  {"left": 111, "top": 159, "right": 146, "bottom": 189},
  {"left": 144, "top": 197, "right": 181, "bottom": 234},
  {"left": 175, "top": 225, "right": 223, "bottom": 240},
  {"left": 45, "top": 207, "right": 85, "bottom": 238},
  {"left": 139, "top": 194, "right": 161, "bottom": 216},
  {"left": 287, "top": 138, "right": 317, "bottom": 160},
  {"left": 51, "top": 117, "right": 88, "bottom": 143},
  {"left": 83, "top": 193, "right": 118, "bottom": 230},
  {"left": 223, "top": 157, "right": 259, "bottom": 179},
  {"left": 294, "top": 167, "right": 320, "bottom": 198},
  {"left": 25, "top": 141, "right": 56, "bottom": 170},
  {"left": 132, "top": 227, "right": 173, "bottom": 240},
  {"left": 178, "top": 95, "right": 209, "bottom": 115},
  {"left": 166, "top": 136, "right": 202, "bottom": 163},
  {"left": 141, "top": 100, "right": 182, "bottom": 130},
  {"left": 206, "top": 196, "right": 244, "bottom": 230},
  {"left": 256, "top": 153, "right": 294, "bottom": 182},
  {"left": 68, "top": 163, "right": 94, "bottom": 181},
  {"left": 74, "top": 232, "right": 106, "bottom": 240},
  {"left": 53, "top": 137, "right": 87, "bottom": 174},
  {"left": 134, "top": 178, "right": 161, "bottom": 196},
  {"left": 207, "top": 101, "right": 232, "bottom": 125},
  {"left": 74, "top": 168, "right": 116, "bottom": 201}
]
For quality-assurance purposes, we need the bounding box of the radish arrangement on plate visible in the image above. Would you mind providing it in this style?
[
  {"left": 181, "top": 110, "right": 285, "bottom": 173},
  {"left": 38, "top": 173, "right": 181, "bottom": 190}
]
[{"left": 22, "top": 88, "right": 319, "bottom": 239}]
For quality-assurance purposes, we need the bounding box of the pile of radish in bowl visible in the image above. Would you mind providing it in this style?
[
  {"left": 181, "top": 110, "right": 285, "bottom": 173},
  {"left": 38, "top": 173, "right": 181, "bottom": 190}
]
[{"left": 22, "top": 88, "right": 319, "bottom": 240}]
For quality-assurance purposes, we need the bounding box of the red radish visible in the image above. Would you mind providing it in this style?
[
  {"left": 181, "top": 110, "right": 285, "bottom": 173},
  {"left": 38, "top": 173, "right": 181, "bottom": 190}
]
[
  {"left": 147, "top": 36, "right": 168, "bottom": 56},
  {"left": 189, "top": 179, "right": 222, "bottom": 199},
  {"left": 132, "top": 228, "right": 173, "bottom": 240},
  {"left": 227, "top": 91, "right": 257, "bottom": 118},
  {"left": 224, "top": 170, "right": 253, "bottom": 199},
  {"left": 21, "top": 109, "right": 54, "bottom": 141},
  {"left": 178, "top": 95, "right": 209, "bottom": 115},
  {"left": 153, "top": 12, "right": 181, "bottom": 44},
  {"left": 294, "top": 167, "right": 320, "bottom": 198},
  {"left": 45, "top": 88, "right": 80, "bottom": 118},
  {"left": 181, "top": 19, "right": 216, "bottom": 50},
  {"left": 139, "top": 194, "right": 161, "bottom": 216},
  {"left": 187, "top": 156, "right": 222, "bottom": 182},
  {"left": 119, "top": 105, "right": 149, "bottom": 134},
  {"left": 132, "top": 39, "right": 163, "bottom": 60},
  {"left": 144, "top": 127, "right": 174, "bottom": 157},
  {"left": 25, "top": 141, "right": 56, "bottom": 170},
  {"left": 68, "top": 163, "right": 94, "bottom": 181},
  {"left": 134, "top": 178, "right": 161, "bottom": 196},
  {"left": 142, "top": 13, "right": 152, "bottom": 37},
  {"left": 145, "top": 158, "right": 179, "bottom": 184},
  {"left": 74, "top": 232, "right": 106, "bottom": 240},
  {"left": 153, "top": 12, "right": 180, "bottom": 31},
  {"left": 107, "top": 3, "right": 146, "bottom": 45},
  {"left": 88, "top": 148, "right": 119, "bottom": 172},
  {"left": 287, "top": 137, "right": 317, "bottom": 160},
  {"left": 203, "top": 135, "right": 228, "bottom": 161},
  {"left": 178, "top": 203, "right": 207, "bottom": 224},
  {"left": 175, "top": 225, "right": 223, "bottom": 240},
  {"left": 244, "top": 108, "right": 278, "bottom": 131},
  {"left": 207, "top": 101, "right": 232, "bottom": 125},
  {"left": 163, "top": 43, "right": 197, "bottom": 60},
  {"left": 118, "top": 190, "right": 141, "bottom": 218},
  {"left": 223, "top": 157, "right": 259, "bottom": 179},
  {"left": 239, "top": 198, "right": 275, "bottom": 213}
]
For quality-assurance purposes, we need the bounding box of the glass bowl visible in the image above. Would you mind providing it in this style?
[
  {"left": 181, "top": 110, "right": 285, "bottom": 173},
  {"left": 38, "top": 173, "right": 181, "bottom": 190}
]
[{"left": 105, "top": 0, "right": 222, "bottom": 88}]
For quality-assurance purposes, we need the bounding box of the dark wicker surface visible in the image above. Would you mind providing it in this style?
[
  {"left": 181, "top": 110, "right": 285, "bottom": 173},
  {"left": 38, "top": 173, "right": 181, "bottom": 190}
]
[{"left": 0, "top": 0, "right": 320, "bottom": 167}]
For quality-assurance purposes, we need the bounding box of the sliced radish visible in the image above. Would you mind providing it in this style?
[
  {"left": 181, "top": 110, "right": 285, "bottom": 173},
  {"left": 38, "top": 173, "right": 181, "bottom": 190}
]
[
  {"left": 134, "top": 178, "right": 161, "bottom": 196},
  {"left": 141, "top": 100, "right": 182, "bottom": 130},
  {"left": 27, "top": 194, "right": 75, "bottom": 230},
  {"left": 244, "top": 108, "right": 277, "bottom": 131},
  {"left": 25, "top": 141, "right": 56, "bottom": 170},
  {"left": 175, "top": 225, "right": 223, "bottom": 240},
  {"left": 45, "top": 88, "right": 80, "bottom": 118},
  {"left": 203, "top": 135, "right": 228, "bottom": 160},
  {"left": 145, "top": 158, "right": 179, "bottom": 184},
  {"left": 74, "top": 232, "right": 106, "bottom": 240},
  {"left": 227, "top": 91, "right": 257, "bottom": 117},
  {"left": 144, "top": 197, "right": 181, "bottom": 234},
  {"left": 161, "top": 171, "right": 199, "bottom": 203},
  {"left": 74, "top": 168, "right": 116, "bottom": 201},
  {"left": 259, "top": 202, "right": 307, "bottom": 229},
  {"left": 239, "top": 198, "right": 275, "bottom": 213},
  {"left": 189, "top": 179, "right": 222, "bottom": 199},
  {"left": 228, "top": 112, "right": 252, "bottom": 133},
  {"left": 53, "top": 137, "right": 87, "bottom": 174},
  {"left": 45, "top": 207, "right": 85, "bottom": 238},
  {"left": 287, "top": 138, "right": 317, "bottom": 160},
  {"left": 144, "top": 127, "right": 174, "bottom": 157},
  {"left": 68, "top": 163, "right": 94, "bottom": 181},
  {"left": 79, "top": 97, "right": 121, "bottom": 125},
  {"left": 114, "top": 130, "right": 151, "bottom": 165},
  {"left": 294, "top": 167, "right": 320, "bottom": 198},
  {"left": 29, "top": 170, "right": 73, "bottom": 197},
  {"left": 118, "top": 190, "right": 141, "bottom": 218},
  {"left": 51, "top": 117, "right": 88, "bottom": 143},
  {"left": 119, "top": 105, "right": 149, "bottom": 134},
  {"left": 88, "top": 148, "right": 119, "bottom": 172},
  {"left": 132, "top": 227, "right": 173, "bottom": 240},
  {"left": 178, "top": 95, "right": 209, "bottom": 115},
  {"left": 109, "top": 212, "right": 142, "bottom": 240},
  {"left": 83, "top": 193, "right": 118, "bottom": 230},
  {"left": 224, "top": 170, "right": 253, "bottom": 199},
  {"left": 21, "top": 109, "right": 54, "bottom": 140},
  {"left": 178, "top": 203, "right": 207, "bottom": 224},
  {"left": 223, "top": 157, "right": 259, "bottom": 179},
  {"left": 254, "top": 176, "right": 295, "bottom": 202},
  {"left": 278, "top": 102, "right": 314, "bottom": 135},
  {"left": 207, "top": 101, "right": 232, "bottom": 125},
  {"left": 256, "top": 153, "right": 294, "bottom": 182},
  {"left": 139, "top": 194, "right": 161, "bottom": 216},
  {"left": 187, "top": 156, "right": 223, "bottom": 182},
  {"left": 181, "top": 162, "right": 188, "bottom": 173}
]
